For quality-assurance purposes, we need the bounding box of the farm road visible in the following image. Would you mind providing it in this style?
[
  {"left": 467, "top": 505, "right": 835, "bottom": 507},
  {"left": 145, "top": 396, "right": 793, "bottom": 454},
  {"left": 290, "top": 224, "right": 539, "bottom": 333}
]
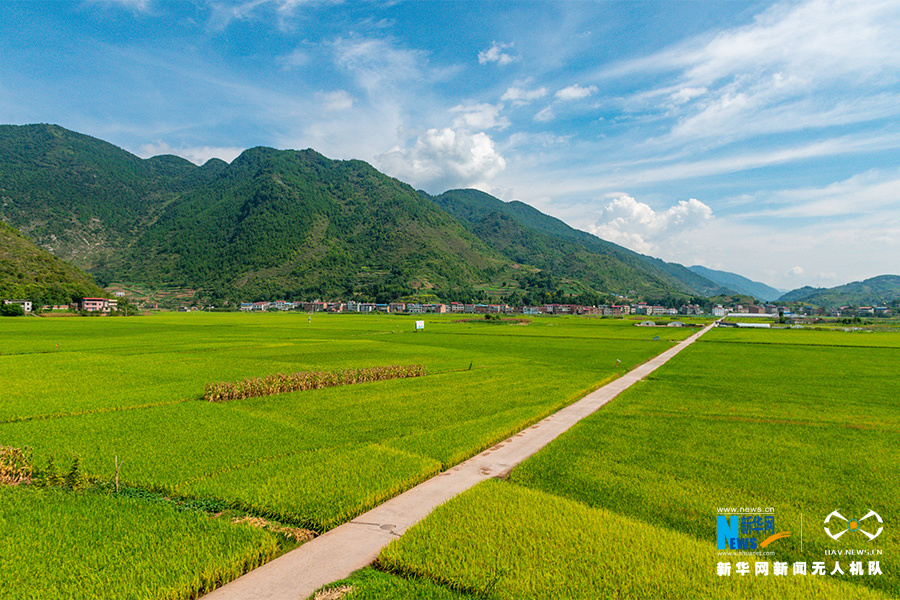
[{"left": 202, "top": 321, "right": 717, "bottom": 600}]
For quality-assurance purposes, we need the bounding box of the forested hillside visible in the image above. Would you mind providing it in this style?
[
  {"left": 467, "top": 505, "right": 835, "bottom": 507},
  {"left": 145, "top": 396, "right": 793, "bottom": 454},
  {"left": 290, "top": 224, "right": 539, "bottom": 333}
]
[
  {"left": 121, "top": 147, "right": 507, "bottom": 302},
  {"left": 779, "top": 275, "right": 900, "bottom": 307},
  {"left": 0, "top": 221, "right": 106, "bottom": 304},
  {"left": 2, "top": 124, "right": 739, "bottom": 305},
  {"left": 427, "top": 189, "right": 729, "bottom": 300},
  {"left": 0, "top": 124, "right": 222, "bottom": 273}
]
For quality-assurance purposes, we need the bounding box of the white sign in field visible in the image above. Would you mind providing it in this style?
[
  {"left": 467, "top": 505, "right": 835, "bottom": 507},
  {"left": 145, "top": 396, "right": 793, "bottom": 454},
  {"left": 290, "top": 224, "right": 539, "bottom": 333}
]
[{"left": 415, "top": 320, "right": 425, "bottom": 331}]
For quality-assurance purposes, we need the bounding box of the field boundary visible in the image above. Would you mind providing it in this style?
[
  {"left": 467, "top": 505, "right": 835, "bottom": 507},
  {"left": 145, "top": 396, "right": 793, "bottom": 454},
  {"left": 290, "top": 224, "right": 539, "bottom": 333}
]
[{"left": 202, "top": 322, "right": 717, "bottom": 600}]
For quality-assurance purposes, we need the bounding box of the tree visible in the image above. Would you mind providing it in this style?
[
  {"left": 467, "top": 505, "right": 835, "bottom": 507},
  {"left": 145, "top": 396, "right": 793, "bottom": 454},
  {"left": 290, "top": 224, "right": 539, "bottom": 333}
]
[{"left": 1, "top": 303, "right": 25, "bottom": 317}]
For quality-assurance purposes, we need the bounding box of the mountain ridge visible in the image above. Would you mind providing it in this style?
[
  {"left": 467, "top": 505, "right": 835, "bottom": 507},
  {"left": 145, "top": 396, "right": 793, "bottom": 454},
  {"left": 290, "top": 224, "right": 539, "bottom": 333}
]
[
  {"left": 778, "top": 275, "right": 900, "bottom": 307},
  {"left": 1, "top": 123, "right": 769, "bottom": 305},
  {"left": 427, "top": 188, "right": 731, "bottom": 299}
]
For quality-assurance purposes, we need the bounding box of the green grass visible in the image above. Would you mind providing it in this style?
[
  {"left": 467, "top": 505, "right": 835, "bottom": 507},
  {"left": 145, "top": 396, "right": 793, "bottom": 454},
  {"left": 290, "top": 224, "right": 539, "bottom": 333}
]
[
  {"left": 1, "top": 312, "right": 686, "bottom": 598},
  {"left": 178, "top": 444, "right": 442, "bottom": 530},
  {"left": 0, "top": 313, "right": 683, "bottom": 530},
  {"left": 378, "top": 480, "right": 889, "bottom": 600},
  {"left": 0, "top": 312, "right": 690, "bottom": 421},
  {"left": 373, "top": 326, "right": 900, "bottom": 598},
  {"left": 508, "top": 331, "right": 900, "bottom": 597},
  {"left": 704, "top": 325, "right": 900, "bottom": 348},
  {"left": 0, "top": 485, "right": 279, "bottom": 600}
]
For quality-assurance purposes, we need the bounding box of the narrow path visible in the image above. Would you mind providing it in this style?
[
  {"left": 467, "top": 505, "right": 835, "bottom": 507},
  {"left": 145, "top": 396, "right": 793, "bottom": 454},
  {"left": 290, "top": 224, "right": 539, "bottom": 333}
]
[{"left": 203, "top": 322, "right": 716, "bottom": 600}]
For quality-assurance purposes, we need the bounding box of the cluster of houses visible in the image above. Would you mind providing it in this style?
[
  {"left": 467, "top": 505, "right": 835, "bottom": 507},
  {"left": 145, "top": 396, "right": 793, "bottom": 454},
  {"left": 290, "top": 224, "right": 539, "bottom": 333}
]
[
  {"left": 237, "top": 300, "right": 707, "bottom": 316},
  {"left": 2, "top": 298, "right": 118, "bottom": 314},
  {"left": 3, "top": 296, "right": 891, "bottom": 319},
  {"left": 710, "top": 303, "right": 893, "bottom": 319},
  {"left": 824, "top": 305, "right": 892, "bottom": 318},
  {"left": 711, "top": 303, "right": 788, "bottom": 317}
]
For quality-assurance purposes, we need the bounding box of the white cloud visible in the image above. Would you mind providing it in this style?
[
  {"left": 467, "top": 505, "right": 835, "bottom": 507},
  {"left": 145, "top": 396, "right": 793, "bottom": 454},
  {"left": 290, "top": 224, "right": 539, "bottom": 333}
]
[
  {"left": 534, "top": 106, "right": 554, "bottom": 122},
  {"left": 450, "top": 103, "right": 509, "bottom": 130},
  {"left": 320, "top": 90, "right": 354, "bottom": 111},
  {"left": 737, "top": 169, "right": 900, "bottom": 220},
  {"left": 89, "top": 0, "right": 152, "bottom": 12},
  {"left": 207, "top": 0, "right": 341, "bottom": 30},
  {"left": 478, "top": 42, "right": 517, "bottom": 66},
  {"left": 555, "top": 84, "right": 597, "bottom": 101},
  {"left": 138, "top": 142, "right": 244, "bottom": 165},
  {"left": 501, "top": 86, "right": 549, "bottom": 105},
  {"left": 788, "top": 266, "right": 805, "bottom": 276},
  {"left": 608, "top": 0, "right": 900, "bottom": 148},
  {"left": 333, "top": 37, "right": 428, "bottom": 91},
  {"left": 505, "top": 132, "right": 572, "bottom": 149},
  {"left": 375, "top": 128, "right": 506, "bottom": 194},
  {"left": 278, "top": 48, "right": 309, "bottom": 70},
  {"left": 670, "top": 87, "right": 707, "bottom": 104},
  {"left": 588, "top": 195, "right": 713, "bottom": 254}
]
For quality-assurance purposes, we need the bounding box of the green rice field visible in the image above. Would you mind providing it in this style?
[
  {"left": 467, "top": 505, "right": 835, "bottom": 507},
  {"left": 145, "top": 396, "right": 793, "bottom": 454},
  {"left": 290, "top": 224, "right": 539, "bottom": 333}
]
[
  {"left": 0, "top": 312, "right": 691, "bottom": 598},
  {"left": 363, "top": 325, "right": 900, "bottom": 599},
  {"left": 0, "top": 485, "right": 279, "bottom": 600}
]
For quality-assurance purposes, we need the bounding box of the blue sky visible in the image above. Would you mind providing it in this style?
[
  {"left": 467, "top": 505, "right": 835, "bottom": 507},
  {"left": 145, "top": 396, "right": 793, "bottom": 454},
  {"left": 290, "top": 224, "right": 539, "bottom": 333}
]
[{"left": 2, "top": 0, "right": 899, "bottom": 291}]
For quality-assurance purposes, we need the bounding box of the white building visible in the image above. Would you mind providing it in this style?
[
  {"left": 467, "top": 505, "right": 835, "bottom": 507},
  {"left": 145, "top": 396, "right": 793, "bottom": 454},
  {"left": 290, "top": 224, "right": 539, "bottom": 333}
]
[{"left": 3, "top": 299, "right": 32, "bottom": 313}]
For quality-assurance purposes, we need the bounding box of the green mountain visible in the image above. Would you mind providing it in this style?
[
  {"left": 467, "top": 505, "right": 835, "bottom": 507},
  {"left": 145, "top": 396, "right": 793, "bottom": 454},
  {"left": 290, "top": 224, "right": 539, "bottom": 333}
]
[
  {"left": 121, "top": 147, "right": 505, "bottom": 302},
  {"left": 1, "top": 123, "right": 738, "bottom": 304},
  {"left": 688, "top": 265, "right": 783, "bottom": 302},
  {"left": 0, "top": 221, "right": 106, "bottom": 304},
  {"left": 426, "top": 189, "right": 730, "bottom": 299},
  {"left": 778, "top": 275, "right": 900, "bottom": 307},
  {"left": 0, "top": 123, "right": 220, "bottom": 273}
]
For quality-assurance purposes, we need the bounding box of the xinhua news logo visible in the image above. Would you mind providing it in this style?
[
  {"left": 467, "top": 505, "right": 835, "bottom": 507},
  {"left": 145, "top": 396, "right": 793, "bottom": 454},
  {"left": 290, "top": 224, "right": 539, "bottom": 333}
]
[
  {"left": 717, "top": 511, "right": 791, "bottom": 551},
  {"left": 824, "top": 509, "right": 883, "bottom": 541}
]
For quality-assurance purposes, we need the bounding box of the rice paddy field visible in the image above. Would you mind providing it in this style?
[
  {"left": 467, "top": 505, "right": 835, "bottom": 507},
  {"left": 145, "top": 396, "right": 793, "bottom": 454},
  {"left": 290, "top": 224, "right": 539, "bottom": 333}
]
[
  {"left": 348, "top": 325, "right": 900, "bottom": 600},
  {"left": 0, "top": 312, "right": 695, "bottom": 598}
]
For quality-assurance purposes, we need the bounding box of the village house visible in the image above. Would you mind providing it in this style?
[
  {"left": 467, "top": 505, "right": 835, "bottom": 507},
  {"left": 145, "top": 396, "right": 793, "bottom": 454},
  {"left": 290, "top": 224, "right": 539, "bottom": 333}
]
[
  {"left": 3, "top": 299, "right": 32, "bottom": 313},
  {"left": 81, "top": 298, "right": 114, "bottom": 313},
  {"left": 680, "top": 304, "right": 703, "bottom": 315}
]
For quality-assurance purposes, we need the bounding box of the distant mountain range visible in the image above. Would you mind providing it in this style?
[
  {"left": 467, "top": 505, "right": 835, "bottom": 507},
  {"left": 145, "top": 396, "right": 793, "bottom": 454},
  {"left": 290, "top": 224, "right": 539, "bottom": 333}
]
[
  {"left": 688, "top": 265, "right": 784, "bottom": 302},
  {"left": 777, "top": 275, "right": 900, "bottom": 307},
  {"left": 0, "top": 124, "right": 733, "bottom": 304},
  {"left": 1, "top": 123, "right": 897, "bottom": 308}
]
